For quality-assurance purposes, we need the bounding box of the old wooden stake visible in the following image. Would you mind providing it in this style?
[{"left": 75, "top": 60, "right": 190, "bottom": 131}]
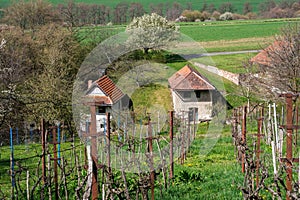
[
  {"left": 41, "top": 119, "right": 46, "bottom": 185},
  {"left": 242, "top": 106, "right": 247, "bottom": 173},
  {"left": 52, "top": 127, "right": 59, "bottom": 200},
  {"left": 256, "top": 117, "right": 263, "bottom": 188},
  {"left": 106, "top": 112, "right": 111, "bottom": 179},
  {"left": 148, "top": 116, "right": 155, "bottom": 200},
  {"left": 90, "top": 105, "right": 98, "bottom": 200},
  {"left": 169, "top": 111, "right": 174, "bottom": 180}
]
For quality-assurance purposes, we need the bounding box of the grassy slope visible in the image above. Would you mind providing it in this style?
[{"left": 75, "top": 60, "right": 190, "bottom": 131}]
[
  {"left": 155, "top": 125, "right": 244, "bottom": 199},
  {"left": 1, "top": 0, "right": 269, "bottom": 13}
]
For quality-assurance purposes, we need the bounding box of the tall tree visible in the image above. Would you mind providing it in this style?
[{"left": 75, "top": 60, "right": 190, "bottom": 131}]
[
  {"left": 149, "top": 3, "right": 164, "bottom": 16},
  {"left": 219, "top": 2, "right": 236, "bottom": 14},
  {"left": 129, "top": 3, "right": 145, "bottom": 20},
  {"left": 208, "top": 3, "right": 216, "bottom": 13},
  {"left": 113, "top": 2, "right": 129, "bottom": 24},
  {"left": 166, "top": 2, "right": 183, "bottom": 20},
  {"left": 201, "top": 1, "right": 208, "bottom": 12},
  {"left": 243, "top": 2, "right": 253, "bottom": 14},
  {"left": 3, "top": 0, "right": 57, "bottom": 31},
  {"left": 0, "top": 28, "right": 38, "bottom": 128},
  {"left": 126, "top": 13, "right": 179, "bottom": 54},
  {"left": 259, "top": 0, "right": 276, "bottom": 14}
]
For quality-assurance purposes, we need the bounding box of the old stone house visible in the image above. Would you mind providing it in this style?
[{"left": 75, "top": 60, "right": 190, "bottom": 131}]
[{"left": 168, "top": 65, "right": 216, "bottom": 121}]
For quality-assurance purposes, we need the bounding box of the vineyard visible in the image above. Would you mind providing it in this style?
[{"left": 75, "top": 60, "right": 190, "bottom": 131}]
[
  {"left": 1, "top": 107, "right": 227, "bottom": 199},
  {"left": 232, "top": 94, "right": 300, "bottom": 199}
]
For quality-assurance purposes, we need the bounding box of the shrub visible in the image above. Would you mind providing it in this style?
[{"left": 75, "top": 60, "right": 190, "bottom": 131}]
[
  {"left": 212, "top": 11, "right": 221, "bottom": 20},
  {"left": 246, "top": 12, "right": 258, "bottom": 19},
  {"left": 219, "top": 12, "right": 233, "bottom": 20},
  {"left": 201, "top": 11, "right": 210, "bottom": 21},
  {"left": 233, "top": 13, "right": 248, "bottom": 20},
  {"left": 181, "top": 10, "right": 202, "bottom": 22}
]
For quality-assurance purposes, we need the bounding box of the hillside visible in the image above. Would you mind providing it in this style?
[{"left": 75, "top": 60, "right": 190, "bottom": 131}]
[{"left": 0, "top": 0, "right": 272, "bottom": 14}]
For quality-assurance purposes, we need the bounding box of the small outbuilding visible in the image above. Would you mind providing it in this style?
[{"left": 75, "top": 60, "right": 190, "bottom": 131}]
[
  {"left": 168, "top": 65, "right": 216, "bottom": 121},
  {"left": 83, "top": 75, "right": 132, "bottom": 133}
]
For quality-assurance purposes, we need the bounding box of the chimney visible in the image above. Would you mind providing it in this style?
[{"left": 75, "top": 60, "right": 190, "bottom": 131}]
[{"left": 88, "top": 80, "right": 93, "bottom": 89}]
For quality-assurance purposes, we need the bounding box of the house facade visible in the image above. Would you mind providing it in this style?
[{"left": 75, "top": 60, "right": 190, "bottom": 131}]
[
  {"left": 83, "top": 75, "right": 132, "bottom": 133},
  {"left": 168, "top": 65, "right": 216, "bottom": 121}
]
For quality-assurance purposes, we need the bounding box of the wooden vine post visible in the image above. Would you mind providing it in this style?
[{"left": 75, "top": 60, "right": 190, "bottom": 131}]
[
  {"left": 255, "top": 116, "right": 263, "bottom": 188},
  {"left": 51, "top": 126, "right": 59, "bottom": 200},
  {"left": 169, "top": 111, "right": 174, "bottom": 180},
  {"left": 106, "top": 112, "right": 111, "bottom": 180},
  {"left": 242, "top": 106, "right": 247, "bottom": 173},
  {"left": 41, "top": 119, "right": 46, "bottom": 185},
  {"left": 90, "top": 104, "right": 98, "bottom": 200},
  {"left": 147, "top": 115, "right": 155, "bottom": 200}
]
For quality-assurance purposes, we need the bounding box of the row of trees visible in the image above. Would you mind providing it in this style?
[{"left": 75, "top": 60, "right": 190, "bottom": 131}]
[{"left": 3, "top": 0, "right": 300, "bottom": 27}]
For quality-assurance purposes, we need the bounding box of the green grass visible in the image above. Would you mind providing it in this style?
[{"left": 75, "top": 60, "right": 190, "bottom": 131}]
[
  {"left": 0, "top": 139, "right": 85, "bottom": 198},
  {"left": 131, "top": 84, "right": 173, "bottom": 120},
  {"left": 154, "top": 125, "right": 244, "bottom": 199},
  {"left": 180, "top": 19, "right": 300, "bottom": 42},
  {"left": 0, "top": 0, "right": 274, "bottom": 14},
  {"left": 194, "top": 52, "right": 258, "bottom": 74}
]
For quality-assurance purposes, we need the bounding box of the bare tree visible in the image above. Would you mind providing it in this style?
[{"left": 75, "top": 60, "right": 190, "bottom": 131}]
[
  {"left": 241, "top": 23, "right": 300, "bottom": 100},
  {"left": 149, "top": 3, "right": 164, "bottom": 16},
  {"left": 166, "top": 2, "right": 183, "bottom": 21},
  {"left": 113, "top": 2, "right": 129, "bottom": 24},
  {"left": 243, "top": 2, "right": 253, "bottom": 15},
  {"left": 129, "top": 3, "right": 145, "bottom": 21},
  {"left": 3, "top": 0, "right": 58, "bottom": 31}
]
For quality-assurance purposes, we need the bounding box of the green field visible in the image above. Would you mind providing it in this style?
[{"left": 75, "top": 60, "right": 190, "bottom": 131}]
[
  {"left": 0, "top": 0, "right": 272, "bottom": 13},
  {"left": 180, "top": 19, "right": 299, "bottom": 42}
]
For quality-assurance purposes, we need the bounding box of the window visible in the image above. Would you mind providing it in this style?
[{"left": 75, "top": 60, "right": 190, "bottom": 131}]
[
  {"left": 195, "top": 91, "right": 201, "bottom": 99},
  {"left": 97, "top": 106, "right": 106, "bottom": 114},
  {"left": 182, "top": 91, "right": 191, "bottom": 99},
  {"left": 194, "top": 90, "right": 211, "bottom": 102}
]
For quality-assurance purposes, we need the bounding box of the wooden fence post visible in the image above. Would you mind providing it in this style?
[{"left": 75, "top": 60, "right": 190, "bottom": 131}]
[
  {"left": 169, "top": 111, "right": 174, "bottom": 180},
  {"left": 148, "top": 115, "right": 155, "bottom": 200},
  {"left": 242, "top": 106, "right": 247, "bottom": 173}
]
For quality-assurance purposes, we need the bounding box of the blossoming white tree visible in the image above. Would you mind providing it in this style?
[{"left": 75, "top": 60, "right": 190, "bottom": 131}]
[{"left": 126, "top": 13, "right": 179, "bottom": 54}]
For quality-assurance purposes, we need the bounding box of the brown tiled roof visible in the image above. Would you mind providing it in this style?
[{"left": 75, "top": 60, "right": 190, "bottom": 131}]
[
  {"left": 168, "top": 65, "right": 215, "bottom": 90},
  {"left": 85, "top": 75, "right": 124, "bottom": 105},
  {"left": 83, "top": 96, "right": 113, "bottom": 105},
  {"left": 94, "top": 75, "right": 124, "bottom": 103},
  {"left": 251, "top": 41, "right": 285, "bottom": 66}
]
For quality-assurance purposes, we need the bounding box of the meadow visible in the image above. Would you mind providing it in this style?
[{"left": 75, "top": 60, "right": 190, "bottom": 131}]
[{"left": 1, "top": 0, "right": 272, "bottom": 13}]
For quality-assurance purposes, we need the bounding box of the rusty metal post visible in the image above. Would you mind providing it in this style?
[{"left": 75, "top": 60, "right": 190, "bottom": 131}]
[
  {"left": 106, "top": 112, "right": 111, "bottom": 179},
  {"left": 148, "top": 116, "right": 155, "bottom": 200},
  {"left": 41, "top": 119, "right": 46, "bottom": 185},
  {"left": 242, "top": 106, "right": 247, "bottom": 173},
  {"left": 284, "top": 93, "right": 293, "bottom": 200},
  {"left": 52, "top": 127, "right": 59, "bottom": 200},
  {"left": 296, "top": 106, "right": 299, "bottom": 145},
  {"left": 256, "top": 117, "right": 263, "bottom": 188},
  {"left": 169, "top": 111, "right": 174, "bottom": 180},
  {"left": 90, "top": 105, "right": 98, "bottom": 200}
]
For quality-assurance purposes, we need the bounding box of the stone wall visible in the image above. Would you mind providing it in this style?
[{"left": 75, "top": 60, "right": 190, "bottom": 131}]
[{"left": 193, "top": 62, "right": 240, "bottom": 85}]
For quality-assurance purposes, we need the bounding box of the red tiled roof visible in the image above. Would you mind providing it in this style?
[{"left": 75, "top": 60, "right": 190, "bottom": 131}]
[
  {"left": 83, "top": 96, "right": 113, "bottom": 105},
  {"left": 168, "top": 65, "right": 215, "bottom": 90},
  {"left": 251, "top": 41, "right": 285, "bottom": 66},
  {"left": 85, "top": 75, "right": 124, "bottom": 105},
  {"left": 94, "top": 75, "right": 124, "bottom": 103}
]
